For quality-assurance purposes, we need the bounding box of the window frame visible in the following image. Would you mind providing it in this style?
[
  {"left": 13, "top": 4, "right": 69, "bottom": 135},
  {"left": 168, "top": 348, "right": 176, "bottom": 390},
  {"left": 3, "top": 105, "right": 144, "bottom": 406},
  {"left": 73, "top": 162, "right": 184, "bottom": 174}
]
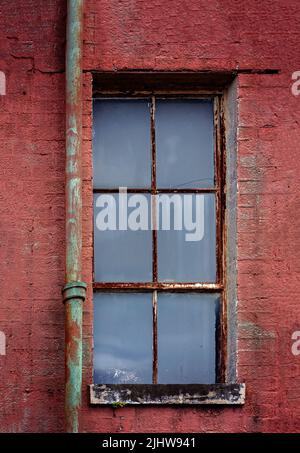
[{"left": 93, "top": 90, "right": 227, "bottom": 385}]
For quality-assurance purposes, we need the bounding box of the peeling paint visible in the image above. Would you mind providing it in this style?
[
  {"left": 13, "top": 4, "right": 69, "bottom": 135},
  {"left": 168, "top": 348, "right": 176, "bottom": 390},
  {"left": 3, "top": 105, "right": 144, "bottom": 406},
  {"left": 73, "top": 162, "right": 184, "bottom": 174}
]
[
  {"left": 64, "top": 0, "right": 86, "bottom": 434},
  {"left": 239, "top": 321, "right": 276, "bottom": 339},
  {"left": 90, "top": 384, "right": 246, "bottom": 406}
]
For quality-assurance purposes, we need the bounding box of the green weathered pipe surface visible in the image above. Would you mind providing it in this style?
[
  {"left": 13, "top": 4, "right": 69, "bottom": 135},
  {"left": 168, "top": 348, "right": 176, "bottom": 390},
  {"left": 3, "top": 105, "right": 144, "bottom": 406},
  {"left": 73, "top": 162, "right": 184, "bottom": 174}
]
[
  {"left": 66, "top": 0, "right": 83, "bottom": 283},
  {"left": 64, "top": 298, "right": 83, "bottom": 433},
  {"left": 64, "top": 0, "right": 86, "bottom": 433}
]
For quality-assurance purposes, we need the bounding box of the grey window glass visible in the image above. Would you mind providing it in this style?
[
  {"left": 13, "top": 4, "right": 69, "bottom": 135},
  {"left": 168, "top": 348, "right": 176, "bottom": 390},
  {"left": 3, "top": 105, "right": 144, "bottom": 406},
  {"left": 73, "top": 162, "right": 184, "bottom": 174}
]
[
  {"left": 93, "top": 96, "right": 221, "bottom": 387},
  {"left": 156, "top": 99, "right": 214, "bottom": 188},
  {"left": 94, "top": 193, "right": 152, "bottom": 282},
  {"left": 158, "top": 293, "right": 219, "bottom": 384},
  {"left": 94, "top": 293, "right": 153, "bottom": 384},
  {"left": 93, "top": 99, "right": 151, "bottom": 188},
  {"left": 157, "top": 193, "right": 216, "bottom": 282}
]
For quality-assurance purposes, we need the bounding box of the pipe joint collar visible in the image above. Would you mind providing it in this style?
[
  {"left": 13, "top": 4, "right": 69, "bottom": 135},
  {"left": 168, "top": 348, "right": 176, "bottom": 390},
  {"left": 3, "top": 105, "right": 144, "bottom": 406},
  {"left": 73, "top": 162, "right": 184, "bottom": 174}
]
[{"left": 62, "top": 281, "right": 87, "bottom": 303}]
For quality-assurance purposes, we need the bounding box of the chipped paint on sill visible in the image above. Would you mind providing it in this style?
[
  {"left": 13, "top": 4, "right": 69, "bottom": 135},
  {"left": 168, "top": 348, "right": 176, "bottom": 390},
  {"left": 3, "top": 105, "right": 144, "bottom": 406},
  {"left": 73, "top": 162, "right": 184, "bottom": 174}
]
[{"left": 89, "top": 383, "right": 246, "bottom": 406}]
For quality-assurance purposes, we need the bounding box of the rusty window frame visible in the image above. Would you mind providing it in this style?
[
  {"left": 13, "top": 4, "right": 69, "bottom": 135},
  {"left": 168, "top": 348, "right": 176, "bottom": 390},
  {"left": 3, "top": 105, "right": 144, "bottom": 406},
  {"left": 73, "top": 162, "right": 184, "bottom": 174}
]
[{"left": 92, "top": 91, "right": 227, "bottom": 384}]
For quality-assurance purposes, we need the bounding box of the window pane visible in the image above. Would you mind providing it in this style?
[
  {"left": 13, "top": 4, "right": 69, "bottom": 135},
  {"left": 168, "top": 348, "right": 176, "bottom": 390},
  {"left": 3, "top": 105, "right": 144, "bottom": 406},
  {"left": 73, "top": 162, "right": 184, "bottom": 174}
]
[
  {"left": 93, "top": 99, "right": 151, "bottom": 188},
  {"left": 94, "top": 293, "right": 153, "bottom": 384},
  {"left": 156, "top": 99, "right": 214, "bottom": 188},
  {"left": 94, "top": 193, "right": 152, "bottom": 282},
  {"left": 158, "top": 293, "right": 219, "bottom": 384},
  {"left": 157, "top": 193, "right": 216, "bottom": 282}
]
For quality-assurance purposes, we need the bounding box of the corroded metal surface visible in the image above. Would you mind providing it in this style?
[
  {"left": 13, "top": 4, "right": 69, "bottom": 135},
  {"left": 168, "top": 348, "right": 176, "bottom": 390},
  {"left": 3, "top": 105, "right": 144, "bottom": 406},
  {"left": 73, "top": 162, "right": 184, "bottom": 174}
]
[
  {"left": 64, "top": 296, "right": 83, "bottom": 432},
  {"left": 93, "top": 282, "right": 223, "bottom": 291},
  {"left": 64, "top": 0, "right": 86, "bottom": 433},
  {"left": 65, "top": 0, "right": 83, "bottom": 283},
  {"left": 152, "top": 291, "right": 158, "bottom": 384}
]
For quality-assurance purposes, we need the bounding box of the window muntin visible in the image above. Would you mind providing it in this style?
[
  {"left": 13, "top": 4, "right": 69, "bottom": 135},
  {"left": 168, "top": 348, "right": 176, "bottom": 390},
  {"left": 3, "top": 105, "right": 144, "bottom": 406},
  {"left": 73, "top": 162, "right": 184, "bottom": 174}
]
[{"left": 93, "top": 95, "right": 225, "bottom": 385}]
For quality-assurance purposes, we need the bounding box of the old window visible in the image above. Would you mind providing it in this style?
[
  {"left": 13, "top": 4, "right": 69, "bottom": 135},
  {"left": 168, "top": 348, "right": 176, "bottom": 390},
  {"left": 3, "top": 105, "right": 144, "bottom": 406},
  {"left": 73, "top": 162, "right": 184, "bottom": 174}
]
[{"left": 92, "top": 94, "right": 226, "bottom": 388}]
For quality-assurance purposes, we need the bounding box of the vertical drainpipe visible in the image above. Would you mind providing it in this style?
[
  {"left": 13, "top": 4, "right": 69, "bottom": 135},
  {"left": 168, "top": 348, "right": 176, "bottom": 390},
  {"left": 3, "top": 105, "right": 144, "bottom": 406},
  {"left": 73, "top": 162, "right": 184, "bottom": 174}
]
[{"left": 62, "top": 0, "right": 86, "bottom": 433}]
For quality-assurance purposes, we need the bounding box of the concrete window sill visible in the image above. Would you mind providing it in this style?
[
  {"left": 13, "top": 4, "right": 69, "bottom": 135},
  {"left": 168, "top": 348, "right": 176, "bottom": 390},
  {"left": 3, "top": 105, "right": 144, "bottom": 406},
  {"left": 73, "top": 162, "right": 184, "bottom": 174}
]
[{"left": 89, "top": 383, "right": 246, "bottom": 406}]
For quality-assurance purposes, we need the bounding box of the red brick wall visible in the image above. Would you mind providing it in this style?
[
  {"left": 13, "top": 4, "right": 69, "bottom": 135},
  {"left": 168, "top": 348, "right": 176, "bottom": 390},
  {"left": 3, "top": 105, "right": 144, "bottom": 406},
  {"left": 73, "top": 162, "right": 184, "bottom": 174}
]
[{"left": 1, "top": 0, "right": 300, "bottom": 432}]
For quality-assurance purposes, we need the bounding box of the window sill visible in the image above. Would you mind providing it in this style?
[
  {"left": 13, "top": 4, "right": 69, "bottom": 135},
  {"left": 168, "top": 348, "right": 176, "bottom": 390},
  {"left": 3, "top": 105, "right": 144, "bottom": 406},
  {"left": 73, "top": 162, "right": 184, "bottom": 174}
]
[{"left": 89, "top": 383, "right": 245, "bottom": 406}]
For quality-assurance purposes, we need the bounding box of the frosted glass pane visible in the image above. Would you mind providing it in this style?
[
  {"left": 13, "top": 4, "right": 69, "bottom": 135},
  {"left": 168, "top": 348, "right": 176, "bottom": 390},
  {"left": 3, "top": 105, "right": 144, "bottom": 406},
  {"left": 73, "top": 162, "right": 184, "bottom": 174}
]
[
  {"left": 94, "top": 293, "right": 152, "bottom": 384},
  {"left": 158, "top": 293, "right": 219, "bottom": 384},
  {"left": 94, "top": 194, "right": 152, "bottom": 282},
  {"left": 93, "top": 99, "right": 151, "bottom": 188},
  {"left": 156, "top": 99, "right": 214, "bottom": 188},
  {"left": 157, "top": 194, "right": 216, "bottom": 282}
]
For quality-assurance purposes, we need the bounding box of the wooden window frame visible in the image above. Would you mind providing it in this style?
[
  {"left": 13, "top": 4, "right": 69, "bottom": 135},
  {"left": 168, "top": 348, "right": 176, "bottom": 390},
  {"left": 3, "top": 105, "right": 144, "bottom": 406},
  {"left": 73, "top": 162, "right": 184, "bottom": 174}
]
[{"left": 89, "top": 76, "right": 245, "bottom": 405}]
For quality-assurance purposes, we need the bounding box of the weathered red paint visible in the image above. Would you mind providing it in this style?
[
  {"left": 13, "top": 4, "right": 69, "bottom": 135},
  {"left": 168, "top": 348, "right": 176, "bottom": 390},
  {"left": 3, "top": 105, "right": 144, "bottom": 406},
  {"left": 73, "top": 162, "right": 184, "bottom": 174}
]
[{"left": 0, "top": 0, "right": 300, "bottom": 433}]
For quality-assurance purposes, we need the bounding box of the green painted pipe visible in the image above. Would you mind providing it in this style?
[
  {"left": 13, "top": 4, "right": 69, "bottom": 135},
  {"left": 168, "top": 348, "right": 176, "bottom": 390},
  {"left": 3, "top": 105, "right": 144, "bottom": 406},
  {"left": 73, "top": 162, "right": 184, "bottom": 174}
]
[{"left": 63, "top": 0, "right": 86, "bottom": 433}]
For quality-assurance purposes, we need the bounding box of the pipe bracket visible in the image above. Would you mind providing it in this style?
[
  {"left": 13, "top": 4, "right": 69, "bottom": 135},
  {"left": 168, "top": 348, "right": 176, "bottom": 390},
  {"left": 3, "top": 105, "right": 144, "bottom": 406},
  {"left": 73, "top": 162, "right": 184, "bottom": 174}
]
[{"left": 62, "top": 281, "right": 87, "bottom": 303}]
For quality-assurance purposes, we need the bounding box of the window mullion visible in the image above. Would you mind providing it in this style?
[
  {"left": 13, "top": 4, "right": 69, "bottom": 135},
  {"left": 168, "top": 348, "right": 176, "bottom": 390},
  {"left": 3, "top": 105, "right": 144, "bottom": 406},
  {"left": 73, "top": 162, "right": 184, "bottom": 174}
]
[
  {"left": 151, "top": 96, "right": 158, "bottom": 283},
  {"left": 152, "top": 290, "right": 158, "bottom": 384}
]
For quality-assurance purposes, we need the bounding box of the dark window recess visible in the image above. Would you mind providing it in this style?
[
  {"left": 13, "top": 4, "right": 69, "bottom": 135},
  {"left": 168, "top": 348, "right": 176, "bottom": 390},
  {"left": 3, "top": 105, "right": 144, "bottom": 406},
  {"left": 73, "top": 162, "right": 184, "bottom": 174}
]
[{"left": 92, "top": 95, "right": 226, "bottom": 387}]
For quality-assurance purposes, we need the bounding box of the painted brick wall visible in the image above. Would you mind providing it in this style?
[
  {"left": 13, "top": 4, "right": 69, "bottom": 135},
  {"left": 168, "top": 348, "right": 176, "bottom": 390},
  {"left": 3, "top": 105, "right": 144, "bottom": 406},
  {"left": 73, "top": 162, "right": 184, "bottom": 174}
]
[{"left": 0, "top": 0, "right": 300, "bottom": 432}]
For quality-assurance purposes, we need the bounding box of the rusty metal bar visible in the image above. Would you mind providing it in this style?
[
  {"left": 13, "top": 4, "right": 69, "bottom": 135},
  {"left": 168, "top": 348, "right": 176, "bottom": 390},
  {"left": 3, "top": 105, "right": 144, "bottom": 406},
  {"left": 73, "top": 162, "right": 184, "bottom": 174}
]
[
  {"left": 152, "top": 291, "right": 158, "bottom": 383},
  {"left": 93, "top": 282, "right": 223, "bottom": 291},
  {"left": 94, "top": 90, "right": 220, "bottom": 98},
  {"left": 63, "top": 0, "right": 86, "bottom": 434},
  {"left": 216, "top": 95, "right": 228, "bottom": 382},
  {"left": 155, "top": 188, "right": 217, "bottom": 193},
  {"left": 214, "top": 96, "right": 223, "bottom": 285},
  {"left": 93, "top": 187, "right": 218, "bottom": 193},
  {"left": 151, "top": 96, "right": 158, "bottom": 282}
]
